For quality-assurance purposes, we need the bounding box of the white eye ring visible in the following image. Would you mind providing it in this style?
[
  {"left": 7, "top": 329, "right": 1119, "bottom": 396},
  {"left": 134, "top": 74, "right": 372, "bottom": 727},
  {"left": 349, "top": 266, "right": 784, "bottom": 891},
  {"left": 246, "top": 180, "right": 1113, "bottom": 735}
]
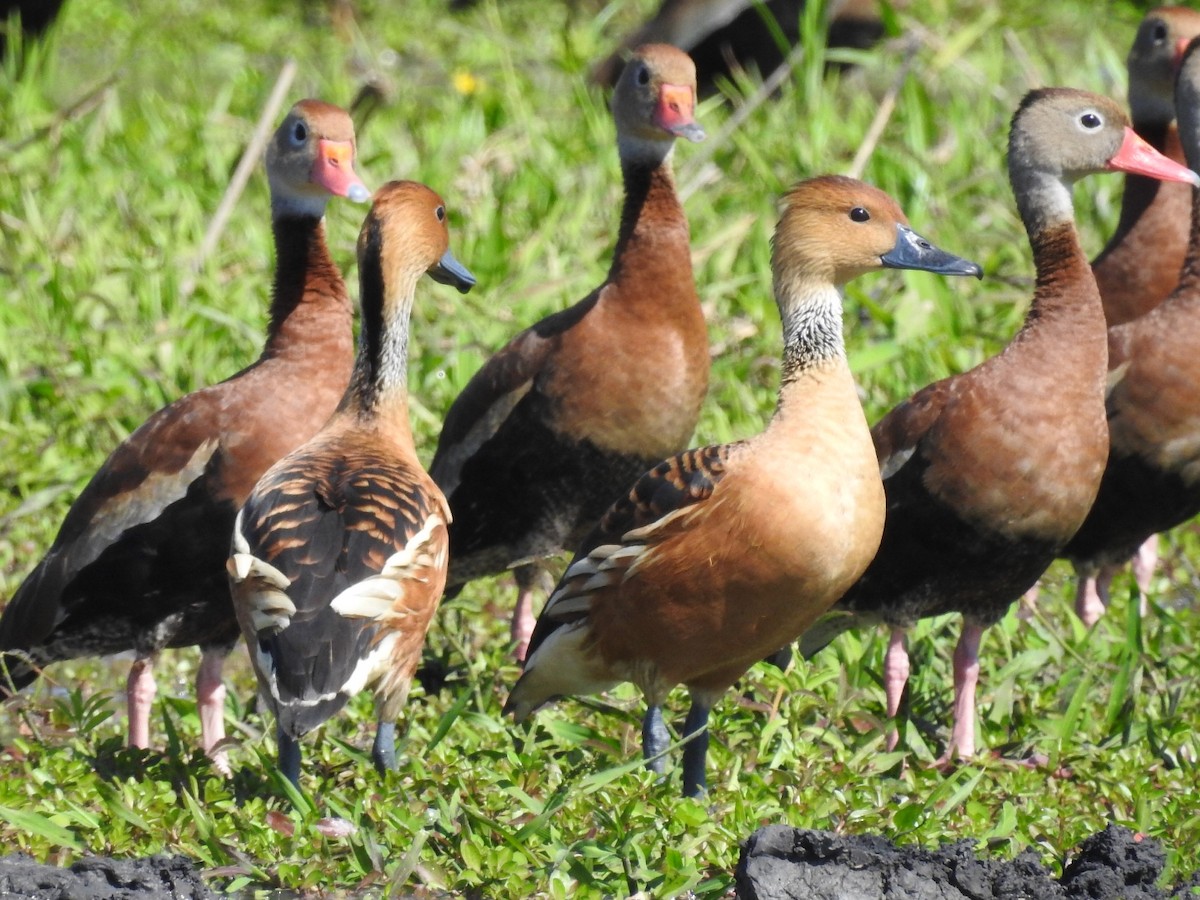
[
  {"left": 1078, "top": 111, "right": 1103, "bottom": 131},
  {"left": 290, "top": 120, "right": 308, "bottom": 146}
]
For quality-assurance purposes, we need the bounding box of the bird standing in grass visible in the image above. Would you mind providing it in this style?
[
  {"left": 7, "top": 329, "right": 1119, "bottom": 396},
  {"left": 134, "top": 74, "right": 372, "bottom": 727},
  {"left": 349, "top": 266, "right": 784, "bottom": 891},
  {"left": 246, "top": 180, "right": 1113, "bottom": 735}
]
[
  {"left": 1063, "top": 38, "right": 1200, "bottom": 628},
  {"left": 229, "top": 181, "right": 475, "bottom": 786},
  {"left": 1092, "top": 5, "right": 1200, "bottom": 328},
  {"left": 0, "top": 100, "right": 369, "bottom": 773},
  {"left": 800, "top": 89, "right": 1200, "bottom": 765},
  {"left": 1070, "top": 5, "right": 1200, "bottom": 621},
  {"left": 429, "top": 44, "right": 710, "bottom": 661},
  {"left": 505, "top": 176, "right": 982, "bottom": 797}
]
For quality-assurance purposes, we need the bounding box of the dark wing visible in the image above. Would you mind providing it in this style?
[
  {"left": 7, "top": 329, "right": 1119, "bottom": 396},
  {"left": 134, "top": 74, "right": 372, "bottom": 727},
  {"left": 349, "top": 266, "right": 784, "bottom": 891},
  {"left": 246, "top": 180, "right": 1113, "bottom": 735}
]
[
  {"left": 871, "top": 378, "right": 953, "bottom": 481},
  {"left": 577, "top": 442, "right": 741, "bottom": 555},
  {"left": 524, "top": 441, "right": 742, "bottom": 659},
  {"left": 429, "top": 294, "right": 599, "bottom": 495},
  {"left": 231, "top": 450, "right": 446, "bottom": 737},
  {"left": 0, "top": 389, "right": 230, "bottom": 662}
]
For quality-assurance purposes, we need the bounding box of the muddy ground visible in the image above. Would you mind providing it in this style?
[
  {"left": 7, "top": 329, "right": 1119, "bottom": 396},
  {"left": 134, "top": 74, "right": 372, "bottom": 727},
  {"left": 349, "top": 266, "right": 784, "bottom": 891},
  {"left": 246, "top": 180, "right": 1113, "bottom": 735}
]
[
  {"left": 736, "top": 824, "right": 1200, "bottom": 900},
  {"left": 0, "top": 824, "right": 1194, "bottom": 898},
  {"left": 0, "top": 853, "right": 213, "bottom": 899}
]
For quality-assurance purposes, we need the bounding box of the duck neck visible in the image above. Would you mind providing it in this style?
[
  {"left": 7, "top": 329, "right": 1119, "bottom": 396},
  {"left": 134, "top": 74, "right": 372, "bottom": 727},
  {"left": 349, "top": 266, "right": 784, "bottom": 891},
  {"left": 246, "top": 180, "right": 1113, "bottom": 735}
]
[
  {"left": 1017, "top": 216, "right": 1104, "bottom": 342},
  {"left": 1010, "top": 164, "right": 1080, "bottom": 242},
  {"left": 776, "top": 281, "right": 847, "bottom": 392},
  {"left": 264, "top": 214, "right": 353, "bottom": 357},
  {"left": 339, "top": 244, "right": 416, "bottom": 435},
  {"left": 608, "top": 138, "right": 689, "bottom": 283},
  {"left": 1172, "top": 183, "right": 1200, "bottom": 297}
]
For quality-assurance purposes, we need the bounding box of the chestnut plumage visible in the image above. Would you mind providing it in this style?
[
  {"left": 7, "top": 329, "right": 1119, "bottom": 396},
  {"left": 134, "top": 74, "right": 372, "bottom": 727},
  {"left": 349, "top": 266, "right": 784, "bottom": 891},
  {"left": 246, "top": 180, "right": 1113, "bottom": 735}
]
[
  {"left": 1063, "top": 38, "right": 1200, "bottom": 625},
  {"left": 802, "top": 89, "right": 1200, "bottom": 764},
  {"left": 0, "top": 100, "right": 368, "bottom": 773},
  {"left": 229, "top": 181, "right": 473, "bottom": 786},
  {"left": 1092, "top": 6, "right": 1200, "bottom": 327},
  {"left": 428, "top": 44, "right": 711, "bottom": 661},
  {"left": 1059, "top": 7, "right": 1200, "bottom": 619},
  {"left": 506, "top": 176, "right": 980, "bottom": 797}
]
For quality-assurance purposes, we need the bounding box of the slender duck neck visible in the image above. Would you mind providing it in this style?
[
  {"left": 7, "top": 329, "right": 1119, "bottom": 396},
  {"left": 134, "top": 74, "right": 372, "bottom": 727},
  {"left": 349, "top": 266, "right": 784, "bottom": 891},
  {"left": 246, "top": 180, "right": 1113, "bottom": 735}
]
[
  {"left": 338, "top": 229, "right": 417, "bottom": 439},
  {"left": 264, "top": 208, "right": 353, "bottom": 360},
  {"left": 1171, "top": 185, "right": 1200, "bottom": 298},
  {"left": 607, "top": 137, "right": 690, "bottom": 286},
  {"left": 772, "top": 278, "right": 848, "bottom": 413},
  {"left": 1172, "top": 99, "right": 1200, "bottom": 298},
  {"left": 1008, "top": 167, "right": 1105, "bottom": 343}
]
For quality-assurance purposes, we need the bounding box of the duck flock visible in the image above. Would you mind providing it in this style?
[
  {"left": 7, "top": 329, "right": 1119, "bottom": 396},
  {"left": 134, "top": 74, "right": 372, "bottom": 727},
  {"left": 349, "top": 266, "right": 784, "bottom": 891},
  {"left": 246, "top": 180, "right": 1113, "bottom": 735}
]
[{"left": 3, "top": 8, "right": 1200, "bottom": 800}]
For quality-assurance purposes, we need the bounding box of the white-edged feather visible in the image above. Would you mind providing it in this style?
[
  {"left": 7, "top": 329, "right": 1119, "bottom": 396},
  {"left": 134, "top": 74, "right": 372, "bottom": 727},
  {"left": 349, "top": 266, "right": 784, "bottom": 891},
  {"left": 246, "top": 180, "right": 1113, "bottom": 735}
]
[
  {"left": 228, "top": 512, "right": 297, "bottom": 634},
  {"left": 330, "top": 514, "right": 446, "bottom": 621},
  {"left": 508, "top": 622, "right": 619, "bottom": 722}
]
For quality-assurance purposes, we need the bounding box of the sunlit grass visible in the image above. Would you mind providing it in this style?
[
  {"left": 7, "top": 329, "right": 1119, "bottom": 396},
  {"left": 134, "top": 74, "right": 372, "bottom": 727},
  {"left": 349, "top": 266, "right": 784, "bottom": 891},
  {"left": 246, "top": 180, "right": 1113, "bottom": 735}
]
[{"left": 1, "top": 0, "right": 1198, "bottom": 895}]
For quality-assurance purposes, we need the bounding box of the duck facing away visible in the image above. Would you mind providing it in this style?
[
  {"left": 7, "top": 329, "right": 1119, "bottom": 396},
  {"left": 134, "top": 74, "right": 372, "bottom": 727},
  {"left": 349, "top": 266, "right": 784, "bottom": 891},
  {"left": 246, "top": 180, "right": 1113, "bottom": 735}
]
[
  {"left": 505, "top": 176, "right": 982, "bottom": 797},
  {"left": 800, "top": 89, "right": 1200, "bottom": 764},
  {"left": 1064, "top": 38, "right": 1200, "bottom": 626},
  {"left": 429, "top": 44, "right": 710, "bottom": 660},
  {"left": 229, "top": 181, "right": 475, "bottom": 786},
  {"left": 0, "top": 100, "right": 369, "bottom": 773}
]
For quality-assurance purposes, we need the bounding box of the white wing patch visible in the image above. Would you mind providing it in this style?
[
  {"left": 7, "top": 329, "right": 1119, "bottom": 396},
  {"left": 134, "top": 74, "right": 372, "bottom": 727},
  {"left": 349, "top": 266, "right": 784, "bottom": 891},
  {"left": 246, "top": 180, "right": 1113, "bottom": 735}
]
[
  {"left": 68, "top": 437, "right": 221, "bottom": 583},
  {"left": 329, "top": 514, "right": 447, "bottom": 621},
  {"left": 508, "top": 621, "right": 618, "bottom": 722},
  {"left": 228, "top": 513, "right": 297, "bottom": 634},
  {"left": 878, "top": 446, "right": 915, "bottom": 480},
  {"left": 433, "top": 383, "right": 532, "bottom": 497}
]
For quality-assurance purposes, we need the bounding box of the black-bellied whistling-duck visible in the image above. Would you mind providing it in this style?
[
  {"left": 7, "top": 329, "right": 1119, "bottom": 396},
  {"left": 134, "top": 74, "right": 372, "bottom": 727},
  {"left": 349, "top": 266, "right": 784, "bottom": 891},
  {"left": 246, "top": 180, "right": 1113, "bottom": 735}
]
[
  {"left": 800, "top": 89, "right": 1199, "bottom": 764},
  {"left": 505, "top": 176, "right": 981, "bottom": 797},
  {"left": 1093, "top": 6, "right": 1200, "bottom": 328},
  {"left": 429, "top": 44, "right": 710, "bottom": 660},
  {"left": 1064, "top": 7, "right": 1200, "bottom": 616},
  {"left": 228, "top": 181, "right": 474, "bottom": 786},
  {"left": 0, "top": 100, "right": 369, "bottom": 773},
  {"left": 1064, "top": 39, "right": 1200, "bottom": 626}
]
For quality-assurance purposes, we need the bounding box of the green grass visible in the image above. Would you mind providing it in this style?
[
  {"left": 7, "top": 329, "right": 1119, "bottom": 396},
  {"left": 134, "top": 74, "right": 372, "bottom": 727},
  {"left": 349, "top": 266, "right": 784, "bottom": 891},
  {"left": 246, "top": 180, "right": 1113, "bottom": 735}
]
[{"left": 2, "top": 0, "right": 1199, "bottom": 895}]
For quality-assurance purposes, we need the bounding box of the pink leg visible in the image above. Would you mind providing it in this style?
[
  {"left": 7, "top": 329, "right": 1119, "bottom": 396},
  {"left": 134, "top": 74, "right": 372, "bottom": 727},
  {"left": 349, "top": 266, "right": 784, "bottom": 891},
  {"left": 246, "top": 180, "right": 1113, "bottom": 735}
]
[
  {"left": 1131, "top": 535, "right": 1157, "bottom": 615},
  {"left": 883, "top": 627, "right": 909, "bottom": 751},
  {"left": 197, "top": 648, "right": 231, "bottom": 776},
  {"left": 944, "top": 621, "right": 984, "bottom": 762},
  {"left": 126, "top": 655, "right": 157, "bottom": 749},
  {"left": 1074, "top": 563, "right": 1108, "bottom": 627},
  {"left": 511, "top": 588, "right": 536, "bottom": 662},
  {"left": 512, "top": 565, "right": 552, "bottom": 662},
  {"left": 1017, "top": 584, "right": 1039, "bottom": 621}
]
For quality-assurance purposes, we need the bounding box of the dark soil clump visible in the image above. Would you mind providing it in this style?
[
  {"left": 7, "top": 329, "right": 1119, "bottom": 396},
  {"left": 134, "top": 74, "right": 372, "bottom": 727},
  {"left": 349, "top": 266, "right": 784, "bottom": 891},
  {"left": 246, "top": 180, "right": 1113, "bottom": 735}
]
[
  {"left": 0, "top": 852, "right": 213, "bottom": 900},
  {"left": 735, "top": 824, "right": 1194, "bottom": 900}
]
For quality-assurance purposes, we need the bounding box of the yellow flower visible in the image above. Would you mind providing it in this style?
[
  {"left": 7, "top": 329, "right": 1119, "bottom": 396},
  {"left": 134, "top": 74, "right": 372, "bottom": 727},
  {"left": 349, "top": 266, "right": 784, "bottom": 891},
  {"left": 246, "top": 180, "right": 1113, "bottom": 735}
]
[{"left": 452, "top": 69, "right": 479, "bottom": 96}]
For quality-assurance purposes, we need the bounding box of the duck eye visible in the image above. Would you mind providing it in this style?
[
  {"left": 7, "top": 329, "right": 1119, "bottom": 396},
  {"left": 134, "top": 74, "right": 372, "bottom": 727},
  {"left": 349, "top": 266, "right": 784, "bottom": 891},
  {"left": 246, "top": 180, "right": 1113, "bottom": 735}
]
[
  {"left": 291, "top": 121, "right": 308, "bottom": 144},
  {"left": 435, "top": 206, "right": 445, "bottom": 222},
  {"left": 849, "top": 207, "right": 870, "bottom": 223},
  {"left": 636, "top": 65, "right": 650, "bottom": 86},
  {"left": 1153, "top": 21, "right": 1168, "bottom": 44},
  {"left": 1080, "top": 112, "right": 1102, "bottom": 130}
]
